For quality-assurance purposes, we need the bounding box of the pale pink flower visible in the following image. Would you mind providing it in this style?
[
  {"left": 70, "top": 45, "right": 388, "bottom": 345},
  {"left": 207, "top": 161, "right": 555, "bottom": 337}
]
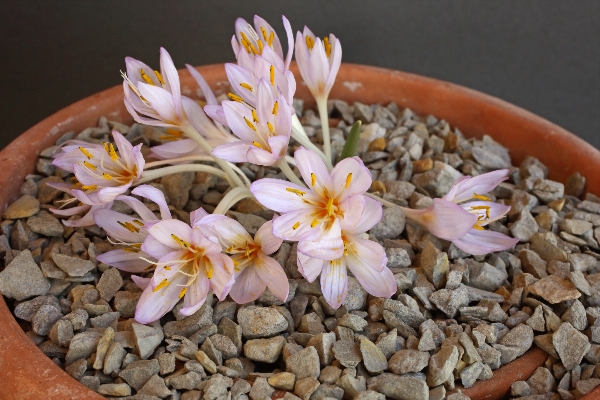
[
  {"left": 294, "top": 26, "right": 342, "bottom": 101},
  {"left": 251, "top": 147, "right": 374, "bottom": 260},
  {"left": 297, "top": 196, "right": 396, "bottom": 309},
  {"left": 402, "top": 169, "right": 518, "bottom": 255},
  {"left": 135, "top": 209, "right": 234, "bottom": 323},
  {"left": 49, "top": 130, "right": 144, "bottom": 226},
  {"left": 211, "top": 79, "right": 291, "bottom": 166},
  {"left": 199, "top": 217, "right": 287, "bottom": 304},
  {"left": 94, "top": 185, "right": 172, "bottom": 272}
]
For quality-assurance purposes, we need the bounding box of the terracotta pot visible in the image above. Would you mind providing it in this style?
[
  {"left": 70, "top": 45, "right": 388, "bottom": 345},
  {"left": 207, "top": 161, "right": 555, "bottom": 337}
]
[{"left": 1, "top": 63, "right": 598, "bottom": 400}]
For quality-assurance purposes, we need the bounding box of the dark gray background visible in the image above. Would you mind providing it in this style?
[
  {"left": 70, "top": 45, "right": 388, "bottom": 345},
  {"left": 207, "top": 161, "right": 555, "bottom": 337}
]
[{"left": 1, "top": 1, "right": 598, "bottom": 150}]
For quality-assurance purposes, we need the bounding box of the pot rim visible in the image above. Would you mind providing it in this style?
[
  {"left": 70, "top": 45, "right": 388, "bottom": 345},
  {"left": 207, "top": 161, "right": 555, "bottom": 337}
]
[{"left": 1, "top": 62, "right": 597, "bottom": 400}]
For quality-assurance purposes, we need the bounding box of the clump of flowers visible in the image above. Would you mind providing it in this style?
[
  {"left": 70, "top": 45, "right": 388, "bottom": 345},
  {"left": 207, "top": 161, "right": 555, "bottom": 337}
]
[{"left": 49, "top": 14, "right": 518, "bottom": 323}]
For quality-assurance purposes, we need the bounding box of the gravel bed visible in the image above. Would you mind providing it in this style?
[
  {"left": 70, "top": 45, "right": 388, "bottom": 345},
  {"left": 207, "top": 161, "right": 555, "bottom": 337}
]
[{"left": 0, "top": 98, "right": 599, "bottom": 400}]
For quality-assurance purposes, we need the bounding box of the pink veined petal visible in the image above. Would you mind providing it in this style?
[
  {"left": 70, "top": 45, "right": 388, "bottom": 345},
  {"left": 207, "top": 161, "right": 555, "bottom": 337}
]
[
  {"left": 185, "top": 64, "right": 218, "bottom": 105},
  {"left": 266, "top": 134, "right": 290, "bottom": 159},
  {"left": 181, "top": 96, "right": 227, "bottom": 140},
  {"left": 96, "top": 183, "right": 132, "bottom": 204},
  {"left": 256, "top": 79, "right": 277, "bottom": 125},
  {"left": 212, "top": 141, "right": 253, "bottom": 163},
  {"left": 50, "top": 204, "right": 91, "bottom": 217},
  {"left": 294, "top": 31, "right": 313, "bottom": 88},
  {"left": 190, "top": 227, "right": 222, "bottom": 255},
  {"left": 135, "top": 271, "right": 188, "bottom": 324},
  {"left": 124, "top": 93, "right": 172, "bottom": 128},
  {"left": 125, "top": 56, "right": 156, "bottom": 86},
  {"left": 254, "top": 15, "right": 283, "bottom": 59},
  {"left": 254, "top": 220, "right": 282, "bottom": 255},
  {"left": 452, "top": 229, "right": 519, "bottom": 256},
  {"left": 307, "top": 38, "right": 329, "bottom": 97},
  {"left": 402, "top": 199, "right": 478, "bottom": 241},
  {"left": 130, "top": 185, "right": 171, "bottom": 220},
  {"left": 297, "top": 218, "right": 344, "bottom": 260},
  {"left": 345, "top": 236, "right": 396, "bottom": 297},
  {"left": 325, "top": 37, "right": 342, "bottom": 93},
  {"left": 320, "top": 258, "right": 349, "bottom": 309},
  {"left": 199, "top": 214, "right": 252, "bottom": 250},
  {"left": 151, "top": 250, "right": 188, "bottom": 285},
  {"left": 346, "top": 196, "right": 383, "bottom": 235},
  {"left": 112, "top": 130, "right": 136, "bottom": 167},
  {"left": 96, "top": 249, "right": 151, "bottom": 272},
  {"left": 63, "top": 203, "right": 112, "bottom": 227},
  {"left": 222, "top": 100, "right": 259, "bottom": 142},
  {"left": 147, "top": 219, "right": 193, "bottom": 250},
  {"left": 204, "top": 105, "right": 229, "bottom": 127},
  {"left": 444, "top": 169, "right": 509, "bottom": 203},
  {"left": 460, "top": 201, "right": 511, "bottom": 226},
  {"left": 254, "top": 252, "right": 289, "bottom": 302},
  {"left": 113, "top": 195, "right": 157, "bottom": 222},
  {"left": 294, "top": 146, "right": 333, "bottom": 196},
  {"left": 70, "top": 188, "right": 102, "bottom": 206},
  {"left": 225, "top": 63, "right": 257, "bottom": 104},
  {"left": 331, "top": 156, "right": 371, "bottom": 201},
  {"left": 189, "top": 208, "right": 210, "bottom": 228},
  {"left": 159, "top": 48, "right": 181, "bottom": 116},
  {"left": 246, "top": 145, "right": 280, "bottom": 166},
  {"left": 131, "top": 144, "right": 145, "bottom": 180},
  {"left": 52, "top": 151, "right": 86, "bottom": 172},
  {"left": 150, "top": 139, "right": 205, "bottom": 160},
  {"left": 250, "top": 178, "right": 316, "bottom": 213},
  {"left": 137, "top": 83, "right": 179, "bottom": 124},
  {"left": 338, "top": 194, "right": 365, "bottom": 231},
  {"left": 271, "top": 208, "right": 321, "bottom": 242},
  {"left": 283, "top": 71, "right": 296, "bottom": 108},
  {"left": 180, "top": 274, "right": 210, "bottom": 316},
  {"left": 297, "top": 252, "right": 326, "bottom": 283},
  {"left": 274, "top": 93, "right": 293, "bottom": 133},
  {"left": 93, "top": 209, "right": 147, "bottom": 243},
  {"left": 45, "top": 181, "right": 77, "bottom": 195},
  {"left": 141, "top": 234, "right": 176, "bottom": 262},
  {"left": 282, "top": 16, "right": 294, "bottom": 69},
  {"left": 228, "top": 266, "right": 266, "bottom": 304},
  {"left": 206, "top": 253, "right": 235, "bottom": 301},
  {"left": 131, "top": 275, "right": 151, "bottom": 290}
]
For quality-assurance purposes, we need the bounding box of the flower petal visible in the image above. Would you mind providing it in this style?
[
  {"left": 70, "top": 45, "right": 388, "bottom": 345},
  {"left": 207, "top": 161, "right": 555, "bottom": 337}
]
[
  {"left": 93, "top": 209, "right": 147, "bottom": 243},
  {"left": 331, "top": 156, "right": 371, "bottom": 201},
  {"left": 402, "top": 199, "right": 478, "bottom": 241},
  {"left": 147, "top": 219, "right": 193, "bottom": 250},
  {"left": 131, "top": 275, "right": 151, "bottom": 290},
  {"left": 189, "top": 208, "right": 210, "bottom": 228},
  {"left": 272, "top": 209, "right": 320, "bottom": 242},
  {"left": 452, "top": 229, "right": 518, "bottom": 255},
  {"left": 180, "top": 275, "right": 210, "bottom": 316},
  {"left": 135, "top": 271, "right": 188, "bottom": 324},
  {"left": 297, "top": 219, "right": 344, "bottom": 260},
  {"left": 206, "top": 253, "right": 235, "bottom": 301},
  {"left": 297, "top": 252, "right": 326, "bottom": 282},
  {"left": 185, "top": 64, "right": 218, "bottom": 105},
  {"left": 338, "top": 194, "right": 365, "bottom": 231},
  {"left": 131, "top": 185, "right": 172, "bottom": 220},
  {"left": 294, "top": 147, "right": 332, "bottom": 197},
  {"left": 222, "top": 100, "right": 259, "bottom": 142},
  {"left": 159, "top": 47, "right": 182, "bottom": 117},
  {"left": 254, "top": 251, "right": 289, "bottom": 302},
  {"left": 137, "top": 83, "right": 179, "bottom": 124},
  {"left": 204, "top": 105, "right": 229, "bottom": 126},
  {"left": 443, "top": 169, "right": 509, "bottom": 203},
  {"left": 151, "top": 139, "right": 205, "bottom": 160},
  {"left": 346, "top": 196, "right": 383, "bottom": 235},
  {"left": 199, "top": 214, "right": 252, "bottom": 250},
  {"left": 254, "top": 220, "right": 282, "bottom": 255},
  {"left": 141, "top": 234, "right": 174, "bottom": 260},
  {"left": 212, "top": 141, "right": 253, "bottom": 163},
  {"left": 246, "top": 146, "right": 280, "bottom": 166},
  {"left": 225, "top": 63, "right": 257, "bottom": 106},
  {"left": 320, "top": 258, "right": 349, "bottom": 309},
  {"left": 461, "top": 201, "right": 511, "bottom": 226},
  {"left": 96, "top": 249, "right": 151, "bottom": 272},
  {"left": 228, "top": 266, "right": 266, "bottom": 304},
  {"left": 345, "top": 236, "right": 396, "bottom": 297},
  {"left": 250, "top": 178, "right": 316, "bottom": 213},
  {"left": 112, "top": 130, "right": 136, "bottom": 168}
]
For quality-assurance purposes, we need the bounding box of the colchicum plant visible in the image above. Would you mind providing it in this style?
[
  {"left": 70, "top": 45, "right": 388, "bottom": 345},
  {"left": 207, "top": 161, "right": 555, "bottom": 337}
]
[{"left": 49, "top": 15, "right": 518, "bottom": 324}]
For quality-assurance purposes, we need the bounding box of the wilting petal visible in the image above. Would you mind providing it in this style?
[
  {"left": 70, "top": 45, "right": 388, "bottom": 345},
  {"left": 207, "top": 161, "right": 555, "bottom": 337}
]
[
  {"left": 229, "top": 266, "right": 266, "bottom": 304},
  {"left": 206, "top": 253, "right": 235, "bottom": 301},
  {"left": 147, "top": 219, "right": 193, "bottom": 249},
  {"left": 320, "top": 258, "right": 349, "bottom": 309},
  {"left": 96, "top": 184, "right": 132, "bottom": 204},
  {"left": 282, "top": 16, "right": 294, "bottom": 69},
  {"left": 297, "top": 252, "right": 326, "bottom": 282},
  {"left": 212, "top": 141, "right": 253, "bottom": 163},
  {"left": 331, "top": 156, "right": 372, "bottom": 201},
  {"left": 93, "top": 209, "right": 146, "bottom": 243},
  {"left": 254, "top": 220, "right": 282, "bottom": 255},
  {"left": 64, "top": 203, "right": 112, "bottom": 227},
  {"left": 298, "top": 219, "right": 344, "bottom": 260},
  {"left": 96, "top": 249, "right": 151, "bottom": 272},
  {"left": 131, "top": 185, "right": 171, "bottom": 220},
  {"left": 50, "top": 204, "right": 91, "bottom": 217},
  {"left": 294, "top": 146, "right": 332, "bottom": 196},
  {"left": 402, "top": 199, "right": 478, "bottom": 241},
  {"left": 251, "top": 178, "right": 315, "bottom": 213},
  {"left": 346, "top": 196, "right": 383, "bottom": 235},
  {"left": 180, "top": 275, "right": 210, "bottom": 316},
  {"left": 443, "top": 169, "right": 509, "bottom": 203},
  {"left": 452, "top": 229, "right": 518, "bottom": 255},
  {"left": 135, "top": 272, "right": 188, "bottom": 324},
  {"left": 254, "top": 252, "right": 289, "bottom": 302}
]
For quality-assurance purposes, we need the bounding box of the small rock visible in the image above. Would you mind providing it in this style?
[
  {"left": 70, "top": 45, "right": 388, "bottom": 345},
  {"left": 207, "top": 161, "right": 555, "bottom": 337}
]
[
  {"left": 237, "top": 306, "right": 288, "bottom": 339},
  {"left": 511, "top": 380, "right": 531, "bottom": 397},
  {"left": 132, "top": 322, "right": 164, "bottom": 359},
  {"left": 138, "top": 374, "right": 171, "bottom": 398},
  {"left": 104, "top": 342, "right": 127, "bottom": 375},
  {"left": 377, "top": 375, "right": 429, "bottom": 400},
  {"left": 3, "top": 194, "right": 40, "bottom": 219},
  {"left": 510, "top": 210, "right": 539, "bottom": 242},
  {"left": 427, "top": 345, "right": 459, "bottom": 387},
  {"left": 553, "top": 322, "right": 591, "bottom": 370},
  {"left": 528, "top": 276, "right": 581, "bottom": 304},
  {"left": 98, "top": 383, "right": 132, "bottom": 396},
  {"left": 268, "top": 372, "right": 296, "bottom": 391},
  {"left": 429, "top": 284, "right": 469, "bottom": 318},
  {"left": 249, "top": 377, "right": 275, "bottom": 400},
  {"left": 338, "top": 313, "right": 368, "bottom": 332},
  {"left": 51, "top": 253, "right": 95, "bottom": 277},
  {"left": 119, "top": 359, "right": 161, "bottom": 390},
  {"left": 527, "top": 367, "right": 556, "bottom": 395},
  {"left": 96, "top": 267, "right": 123, "bottom": 301},
  {"left": 93, "top": 327, "right": 114, "bottom": 370},
  {"left": 65, "top": 331, "right": 103, "bottom": 365},
  {"left": 286, "top": 346, "right": 320, "bottom": 380},
  {"left": 0, "top": 250, "right": 50, "bottom": 300},
  {"left": 243, "top": 336, "right": 286, "bottom": 363},
  {"left": 370, "top": 206, "right": 405, "bottom": 239},
  {"left": 196, "top": 350, "right": 217, "bottom": 374},
  {"left": 26, "top": 211, "right": 64, "bottom": 236},
  {"left": 360, "top": 337, "right": 387, "bottom": 374},
  {"left": 388, "top": 349, "right": 429, "bottom": 374}
]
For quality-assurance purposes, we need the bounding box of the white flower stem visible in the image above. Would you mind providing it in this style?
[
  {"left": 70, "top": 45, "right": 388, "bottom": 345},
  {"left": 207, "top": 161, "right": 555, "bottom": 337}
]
[
  {"left": 136, "top": 164, "right": 229, "bottom": 185},
  {"left": 316, "top": 97, "right": 332, "bottom": 166},
  {"left": 277, "top": 158, "right": 305, "bottom": 187},
  {"left": 180, "top": 125, "right": 246, "bottom": 188},
  {"left": 291, "top": 115, "right": 333, "bottom": 170},
  {"left": 213, "top": 187, "right": 254, "bottom": 214},
  {"left": 145, "top": 156, "right": 214, "bottom": 168},
  {"left": 365, "top": 192, "right": 399, "bottom": 209}
]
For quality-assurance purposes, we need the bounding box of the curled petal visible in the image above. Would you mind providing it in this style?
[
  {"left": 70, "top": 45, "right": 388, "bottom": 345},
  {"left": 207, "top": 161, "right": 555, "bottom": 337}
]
[
  {"left": 443, "top": 169, "right": 509, "bottom": 203},
  {"left": 246, "top": 145, "right": 281, "bottom": 166},
  {"left": 402, "top": 199, "right": 478, "bottom": 241},
  {"left": 131, "top": 275, "right": 151, "bottom": 290},
  {"left": 271, "top": 209, "right": 320, "bottom": 242},
  {"left": 189, "top": 208, "right": 210, "bottom": 228},
  {"left": 320, "top": 258, "right": 349, "bottom": 309},
  {"left": 185, "top": 64, "right": 218, "bottom": 105},
  {"left": 452, "top": 229, "right": 519, "bottom": 255},
  {"left": 204, "top": 105, "right": 229, "bottom": 126},
  {"left": 461, "top": 201, "right": 511, "bottom": 226},
  {"left": 159, "top": 47, "right": 181, "bottom": 117},
  {"left": 131, "top": 185, "right": 171, "bottom": 220},
  {"left": 338, "top": 195, "right": 364, "bottom": 231}
]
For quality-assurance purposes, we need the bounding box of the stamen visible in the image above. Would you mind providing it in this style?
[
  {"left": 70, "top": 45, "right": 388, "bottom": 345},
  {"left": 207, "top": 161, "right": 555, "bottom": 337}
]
[
  {"left": 261, "top": 26, "right": 268, "bottom": 41},
  {"left": 345, "top": 173, "right": 353, "bottom": 188},
  {"left": 240, "top": 32, "right": 251, "bottom": 47},
  {"left": 108, "top": 143, "right": 118, "bottom": 161},
  {"left": 251, "top": 110, "right": 259, "bottom": 122},
  {"left": 252, "top": 141, "right": 263, "bottom": 149},
  {"left": 272, "top": 101, "right": 279, "bottom": 115},
  {"left": 267, "top": 31, "right": 274, "bottom": 46},
  {"left": 311, "top": 173, "right": 316, "bottom": 186},
  {"left": 153, "top": 278, "right": 169, "bottom": 291},
  {"left": 240, "top": 39, "right": 251, "bottom": 53},
  {"left": 257, "top": 39, "right": 264, "bottom": 53},
  {"left": 83, "top": 161, "right": 97, "bottom": 170},
  {"left": 132, "top": 219, "right": 144, "bottom": 226},
  {"left": 178, "top": 287, "right": 187, "bottom": 298},
  {"left": 240, "top": 82, "right": 253, "bottom": 91},
  {"left": 205, "top": 265, "right": 213, "bottom": 279},
  {"left": 269, "top": 65, "right": 275, "bottom": 85},
  {"left": 79, "top": 147, "right": 93, "bottom": 159},
  {"left": 154, "top": 70, "right": 165, "bottom": 85},
  {"left": 244, "top": 117, "right": 257, "bottom": 131},
  {"left": 472, "top": 193, "right": 491, "bottom": 201},
  {"left": 164, "top": 266, "right": 171, "bottom": 270},
  {"left": 323, "top": 36, "right": 332, "bottom": 57},
  {"left": 286, "top": 188, "right": 306, "bottom": 196},
  {"left": 140, "top": 69, "right": 155, "bottom": 85},
  {"left": 103, "top": 173, "right": 113, "bottom": 180},
  {"left": 470, "top": 205, "right": 491, "bottom": 219},
  {"left": 305, "top": 35, "right": 315, "bottom": 50},
  {"left": 267, "top": 122, "right": 274, "bottom": 133},
  {"left": 81, "top": 184, "right": 97, "bottom": 191},
  {"left": 311, "top": 218, "right": 319, "bottom": 228},
  {"left": 249, "top": 43, "right": 259, "bottom": 55},
  {"left": 292, "top": 222, "right": 300, "bottom": 230},
  {"left": 117, "top": 221, "right": 140, "bottom": 233},
  {"left": 327, "top": 197, "right": 335, "bottom": 216},
  {"left": 472, "top": 224, "right": 485, "bottom": 231},
  {"left": 171, "top": 234, "right": 190, "bottom": 248},
  {"left": 228, "top": 93, "right": 244, "bottom": 102},
  {"left": 225, "top": 245, "right": 235, "bottom": 253}
]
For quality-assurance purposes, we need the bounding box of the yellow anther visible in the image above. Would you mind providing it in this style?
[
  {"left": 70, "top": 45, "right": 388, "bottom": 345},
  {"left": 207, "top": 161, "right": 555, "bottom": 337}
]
[
  {"left": 311, "top": 218, "right": 319, "bottom": 228},
  {"left": 292, "top": 222, "right": 301, "bottom": 230},
  {"left": 161, "top": 128, "right": 185, "bottom": 141},
  {"left": 140, "top": 69, "right": 155, "bottom": 85},
  {"left": 83, "top": 161, "right": 97, "bottom": 170},
  {"left": 249, "top": 43, "right": 259, "bottom": 55},
  {"left": 311, "top": 173, "right": 316, "bottom": 186},
  {"left": 345, "top": 173, "right": 353, "bottom": 188},
  {"left": 108, "top": 143, "right": 118, "bottom": 161},
  {"left": 261, "top": 26, "right": 268, "bottom": 41},
  {"left": 470, "top": 205, "right": 491, "bottom": 218},
  {"left": 472, "top": 224, "right": 485, "bottom": 231},
  {"left": 286, "top": 188, "right": 306, "bottom": 196},
  {"left": 132, "top": 219, "right": 144, "bottom": 226},
  {"left": 245, "top": 242, "right": 251, "bottom": 258},
  {"left": 171, "top": 234, "right": 190, "bottom": 248},
  {"left": 323, "top": 36, "right": 332, "bottom": 57},
  {"left": 240, "top": 82, "right": 253, "bottom": 91},
  {"left": 103, "top": 142, "right": 110, "bottom": 153},
  {"left": 327, "top": 197, "right": 335, "bottom": 216},
  {"left": 240, "top": 32, "right": 251, "bottom": 46},
  {"left": 178, "top": 287, "right": 187, "bottom": 298},
  {"left": 122, "top": 247, "right": 140, "bottom": 253},
  {"left": 164, "top": 266, "right": 171, "bottom": 270},
  {"left": 267, "top": 122, "right": 274, "bottom": 133},
  {"left": 272, "top": 101, "right": 279, "bottom": 116},
  {"left": 251, "top": 109, "right": 259, "bottom": 122},
  {"left": 244, "top": 117, "right": 257, "bottom": 131},
  {"left": 225, "top": 245, "right": 235, "bottom": 253},
  {"left": 472, "top": 193, "right": 491, "bottom": 201},
  {"left": 257, "top": 39, "right": 264, "bottom": 53},
  {"left": 205, "top": 266, "right": 213, "bottom": 279},
  {"left": 269, "top": 65, "right": 275, "bottom": 85},
  {"left": 153, "top": 279, "right": 170, "bottom": 292},
  {"left": 81, "top": 184, "right": 98, "bottom": 191},
  {"left": 228, "top": 93, "right": 244, "bottom": 102},
  {"left": 154, "top": 70, "right": 165, "bottom": 85},
  {"left": 117, "top": 221, "right": 140, "bottom": 233},
  {"left": 252, "top": 141, "right": 263, "bottom": 149},
  {"left": 240, "top": 39, "right": 251, "bottom": 53},
  {"left": 267, "top": 31, "right": 274, "bottom": 46},
  {"left": 103, "top": 173, "right": 113, "bottom": 180},
  {"left": 79, "top": 147, "right": 93, "bottom": 159},
  {"left": 305, "top": 35, "right": 315, "bottom": 50}
]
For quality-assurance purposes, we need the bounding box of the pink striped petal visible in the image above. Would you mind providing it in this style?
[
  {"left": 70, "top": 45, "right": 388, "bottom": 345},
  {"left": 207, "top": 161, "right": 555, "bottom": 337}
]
[
  {"left": 96, "top": 249, "right": 151, "bottom": 272},
  {"left": 452, "top": 229, "right": 518, "bottom": 255},
  {"left": 297, "top": 252, "right": 326, "bottom": 282},
  {"left": 254, "top": 220, "right": 282, "bottom": 256},
  {"left": 135, "top": 271, "right": 188, "bottom": 324},
  {"left": 131, "top": 275, "right": 151, "bottom": 290},
  {"left": 206, "top": 253, "right": 235, "bottom": 301},
  {"left": 254, "top": 251, "right": 289, "bottom": 302},
  {"left": 250, "top": 178, "right": 316, "bottom": 213},
  {"left": 294, "top": 147, "right": 332, "bottom": 197},
  {"left": 130, "top": 185, "right": 171, "bottom": 220},
  {"left": 228, "top": 266, "right": 266, "bottom": 304},
  {"left": 443, "top": 169, "right": 509, "bottom": 203},
  {"left": 320, "top": 258, "right": 349, "bottom": 309},
  {"left": 345, "top": 236, "right": 396, "bottom": 298},
  {"left": 141, "top": 234, "right": 174, "bottom": 260},
  {"left": 93, "top": 209, "right": 146, "bottom": 243},
  {"left": 402, "top": 199, "right": 478, "bottom": 241},
  {"left": 212, "top": 141, "right": 253, "bottom": 163},
  {"left": 346, "top": 196, "right": 383, "bottom": 235},
  {"left": 180, "top": 275, "right": 210, "bottom": 316},
  {"left": 331, "top": 156, "right": 371, "bottom": 201},
  {"left": 297, "top": 218, "right": 344, "bottom": 260},
  {"left": 147, "top": 219, "right": 193, "bottom": 250}
]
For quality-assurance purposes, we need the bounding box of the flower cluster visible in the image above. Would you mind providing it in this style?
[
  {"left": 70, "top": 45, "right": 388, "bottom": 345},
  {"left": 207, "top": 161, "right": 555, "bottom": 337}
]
[{"left": 47, "top": 14, "right": 519, "bottom": 325}]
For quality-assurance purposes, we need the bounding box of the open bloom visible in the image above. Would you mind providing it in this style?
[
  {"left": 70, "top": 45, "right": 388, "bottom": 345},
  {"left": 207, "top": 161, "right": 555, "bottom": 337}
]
[
  {"left": 298, "top": 196, "right": 396, "bottom": 309},
  {"left": 211, "top": 79, "right": 291, "bottom": 166},
  {"left": 402, "top": 169, "right": 518, "bottom": 255},
  {"left": 49, "top": 130, "right": 144, "bottom": 226},
  {"left": 251, "top": 147, "right": 374, "bottom": 259},
  {"left": 94, "top": 185, "right": 171, "bottom": 272},
  {"left": 294, "top": 26, "right": 342, "bottom": 101},
  {"left": 199, "top": 217, "right": 287, "bottom": 303},
  {"left": 135, "top": 209, "right": 234, "bottom": 323}
]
